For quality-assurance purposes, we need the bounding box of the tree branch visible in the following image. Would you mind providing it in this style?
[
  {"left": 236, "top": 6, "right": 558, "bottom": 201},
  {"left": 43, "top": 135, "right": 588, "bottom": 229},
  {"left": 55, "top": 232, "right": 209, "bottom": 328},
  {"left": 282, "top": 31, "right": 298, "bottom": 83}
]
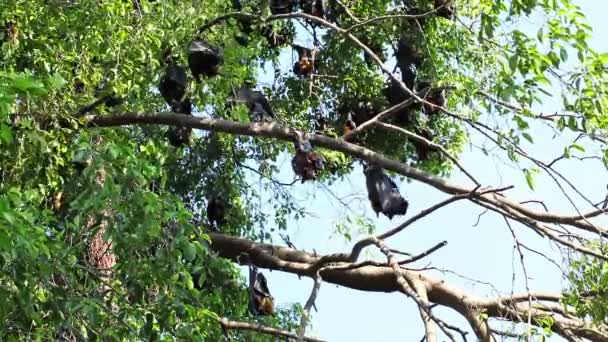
[
  {"left": 297, "top": 271, "right": 323, "bottom": 342},
  {"left": 219, "top": 318, "right": 326, "bottom": 342},
  {"left": 208, "top": 233, "right": 608, "bottom": 342},
  {"left": 375, "top": 121, "right": 479, "bottom": 186},
  {"left": 84, "top": 113, "right": 608, "bottom": 249}
]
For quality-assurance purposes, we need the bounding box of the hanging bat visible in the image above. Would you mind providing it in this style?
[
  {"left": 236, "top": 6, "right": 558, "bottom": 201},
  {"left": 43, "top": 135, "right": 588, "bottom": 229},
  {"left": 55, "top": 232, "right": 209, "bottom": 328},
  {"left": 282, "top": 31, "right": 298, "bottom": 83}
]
[
  {"left": 301, "top": 0, "right": 325, "bottom": 18},
  {"left": 396, "top": 37, "right": 422, "bottom": 68},
  {"left": 270, "top": 0, "right": 294, "bottom": 14},
  {"left": 343, "top": 111, "right": 357, "bottom": 134},
  {"left": 228, "top": 84, "right": 275, "bottom": 119},
  {"left": 292, "top": 45, "right": 315, "bottom": 76},
  {"left": 249, "top": 266, "right": 274, "bottom": 316},
  {"left": 159, "top": 63, "right": 187, "bottom": 108},
  {"left": 434, "top": 0, "right": 454, "bottom": 19},
  {"left": 417, "top": 82, "right": 446, "bottom": 114},
  {"left": 50, "top": 191, "right": 64, "bottom": 213},
  {"left": 313, "top": 111, "right": 328, "bottom": 134},
  {"left": 188, "top": 40, "right": 223, "bottom": 80},
  {"left": 364, "top": 164, "right": 409, "bottom": 219},
  {"left": 206, "top": 195, "right": 228, "bottom": 230},
  {"left": 291, "top": 133, "right": 324, "bottom": 183},
  {"left": 412, "top": 128, "right": 440, "bottom": 161},
  {"left": 166, "top": 98, "right": 193, "bottom": 147},
  {"left": 384, "top": 79, "right": 418, "bottom": 126}
]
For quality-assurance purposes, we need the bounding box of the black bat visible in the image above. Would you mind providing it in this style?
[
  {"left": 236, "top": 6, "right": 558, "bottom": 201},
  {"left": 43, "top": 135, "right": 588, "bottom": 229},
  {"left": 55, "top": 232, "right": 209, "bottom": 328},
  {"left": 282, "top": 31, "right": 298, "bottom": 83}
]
[
  {"left": 364, "top": 164, "right": 409, "bottom": 219},
  {"left": 188, "top": 40, "right": 223, "bottom": 80},
  {"left": 159, "top": 63, "right": 187, "bottom": 107},
  {"left": 434, "top": 0, "right": 454, "bottom": 19},
  {"left": 291, "top": 133, "right": 324, "bottom": 183},
  {"left": 395, "top": 37, "right": 422, "bottom": 69},
  {"left": 248, "top": 266, "right": 274, "bottom": 316},
  {"left": 228, "top": 85, "right": 275, "bottom": 119},
  {"left": 301, "top": 0, "right": 325, "bottom": 18},
  {"left": 206, "top": 195, "right": 228, "bottom": 230},
  {"left": 270, "top": 0, "right": 294, "bottom": 15},
  {"left": 417, "top": 81, "right": 446, "bottom": 114},
  {"left": 166, "top": 98, "right": 193, "bottom": 147}
]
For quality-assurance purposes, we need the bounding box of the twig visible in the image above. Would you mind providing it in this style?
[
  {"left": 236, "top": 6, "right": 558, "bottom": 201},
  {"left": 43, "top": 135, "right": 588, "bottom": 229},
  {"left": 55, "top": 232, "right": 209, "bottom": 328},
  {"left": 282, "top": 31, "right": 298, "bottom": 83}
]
[
  {"left": 342, "top": 97, "right": 416, "bottom": 141},
  {"left": 473, "top": 208, "right": 489, "bottom": 227},
  {"left": 238, "top": 161, "right": 297, "bottom": 186},
  {"left": 399, "top": 241, "right": 448, "bottom": 265},
  {"left": 503, "top": 217, "right": 533, "bottom": 340},
  {"left": 375, "top": 121, "right": 480, "bottom": 186},
  {"left": 131, "top": 0, "right": 142, "bottom": 20},
  {"left": 333, "top": 0, "right": 361, "bottom": 23},
  {"left": 377, "top": 186, "right": 511, "bottom": 241},
  {"left": 345, "top": 9, "right": 438, "bottom": 33},
  {"left": 219, "top": 318, "right": 326, "bottom": 342}
]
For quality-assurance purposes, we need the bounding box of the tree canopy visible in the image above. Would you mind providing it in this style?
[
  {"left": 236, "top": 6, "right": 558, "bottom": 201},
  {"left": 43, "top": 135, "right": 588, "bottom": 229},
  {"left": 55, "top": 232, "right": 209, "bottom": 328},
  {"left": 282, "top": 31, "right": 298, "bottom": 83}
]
[{"left": 1, "top": 0, "right": 608, "bottom": 341}]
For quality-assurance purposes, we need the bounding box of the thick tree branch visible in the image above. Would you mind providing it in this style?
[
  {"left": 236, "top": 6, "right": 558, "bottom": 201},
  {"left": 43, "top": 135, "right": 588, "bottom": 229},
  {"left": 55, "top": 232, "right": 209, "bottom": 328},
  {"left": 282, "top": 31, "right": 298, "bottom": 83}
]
[
  {"left": 84, "top": 113, "right": 608, "bottom": 248},
  {"left": 209, "top": 233, "right": 608, "bottom": 342}
]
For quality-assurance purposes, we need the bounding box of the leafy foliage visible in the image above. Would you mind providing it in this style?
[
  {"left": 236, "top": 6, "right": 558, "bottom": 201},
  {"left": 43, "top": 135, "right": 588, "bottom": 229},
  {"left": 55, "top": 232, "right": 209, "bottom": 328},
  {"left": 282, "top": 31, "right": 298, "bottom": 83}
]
[{"left": 1, "top": 0, "right": 607, "bottom": 339}]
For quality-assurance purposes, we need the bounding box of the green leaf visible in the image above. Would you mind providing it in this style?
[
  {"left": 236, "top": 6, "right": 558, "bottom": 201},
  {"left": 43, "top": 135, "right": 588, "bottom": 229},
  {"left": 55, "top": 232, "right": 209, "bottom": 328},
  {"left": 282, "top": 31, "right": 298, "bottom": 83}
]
[
  {"left": 570, "top": 144, "right": 585, "bottom": 153},
  {"left": 0, "top": 124, "right": 13, "bottom": 143},
  {"left": 10, "top": 74, "right": 47, "bottom": 95},
  {"left": 560, "top": 47, "right": 568, "bottom": 62},
  {"left": 46, "top": 73, "right": 67, "bottom": 90},
  {"left": 182, "top": 242, "right": 197, "bottom": 262},
  {"left": 524, "top": 168, "right": 536, "bottom": 190},
  {"left": 183, "top": 272, "right": 194, "bottom": 290}
]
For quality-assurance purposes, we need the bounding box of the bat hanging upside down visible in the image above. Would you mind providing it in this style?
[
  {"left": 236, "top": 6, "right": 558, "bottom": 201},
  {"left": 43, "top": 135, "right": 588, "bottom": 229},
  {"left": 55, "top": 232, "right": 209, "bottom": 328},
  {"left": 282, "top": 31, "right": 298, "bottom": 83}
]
[
  {"left": 248, "top": 266, "right": 274, "bottom": 316},
  {"left": 291, "top": 132, "right": 325, "bottom": 183}
]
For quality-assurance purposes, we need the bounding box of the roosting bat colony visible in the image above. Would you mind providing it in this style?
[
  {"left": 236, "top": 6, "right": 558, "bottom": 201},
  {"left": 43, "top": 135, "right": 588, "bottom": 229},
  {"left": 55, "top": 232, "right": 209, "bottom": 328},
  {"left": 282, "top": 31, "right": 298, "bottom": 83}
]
[{"left": 150, "top": 0, "right": 452, "bottom": 317}]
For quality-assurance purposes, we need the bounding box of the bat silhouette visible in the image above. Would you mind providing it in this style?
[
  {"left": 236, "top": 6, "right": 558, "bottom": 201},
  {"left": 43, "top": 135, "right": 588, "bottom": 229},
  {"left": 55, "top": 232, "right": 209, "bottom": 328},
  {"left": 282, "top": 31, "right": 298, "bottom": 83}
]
[{"left": 364, "top": 164, "right": 409, "bottom": 219}]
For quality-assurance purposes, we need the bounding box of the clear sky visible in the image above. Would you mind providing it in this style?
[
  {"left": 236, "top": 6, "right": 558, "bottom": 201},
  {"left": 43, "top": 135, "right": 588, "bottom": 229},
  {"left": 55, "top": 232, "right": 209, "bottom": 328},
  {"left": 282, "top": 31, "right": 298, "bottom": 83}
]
[{"left": 239, "top": 1, "right": 608, "bottom": 341}]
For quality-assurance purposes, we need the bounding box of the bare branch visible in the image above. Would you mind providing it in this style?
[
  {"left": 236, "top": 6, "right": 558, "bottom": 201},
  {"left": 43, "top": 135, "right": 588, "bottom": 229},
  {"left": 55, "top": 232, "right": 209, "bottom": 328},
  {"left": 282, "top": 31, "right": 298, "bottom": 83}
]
[
  {"left": 399, "top": 241, "right": 448, "bottom": 265},
  {"left": 219, "top": 318, "right": 326, "bottom": 342},
  {"left": 341, "top": 97, "right": 416, "bottom": 141},
  {"left": 297, "top": 271, "right": 323, "bottom": 342}
]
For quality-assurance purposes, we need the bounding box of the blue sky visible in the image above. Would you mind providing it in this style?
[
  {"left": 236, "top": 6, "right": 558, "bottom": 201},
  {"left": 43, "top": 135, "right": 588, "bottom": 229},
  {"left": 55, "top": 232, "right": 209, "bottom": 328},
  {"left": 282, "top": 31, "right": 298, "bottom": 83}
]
[{"left": 238, "top": 1, "right": 608, "bottom": 341}]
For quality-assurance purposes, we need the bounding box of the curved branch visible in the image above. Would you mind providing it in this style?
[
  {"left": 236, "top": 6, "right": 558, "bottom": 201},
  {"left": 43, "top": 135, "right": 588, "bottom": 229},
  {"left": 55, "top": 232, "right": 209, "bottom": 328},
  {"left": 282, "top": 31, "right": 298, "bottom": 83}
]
[
  {"left": 208, "top": 233, "right": 608, "bottom": 342},
  {"left": 345, "top": 10, "right": 438, "bottom": 33}
]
